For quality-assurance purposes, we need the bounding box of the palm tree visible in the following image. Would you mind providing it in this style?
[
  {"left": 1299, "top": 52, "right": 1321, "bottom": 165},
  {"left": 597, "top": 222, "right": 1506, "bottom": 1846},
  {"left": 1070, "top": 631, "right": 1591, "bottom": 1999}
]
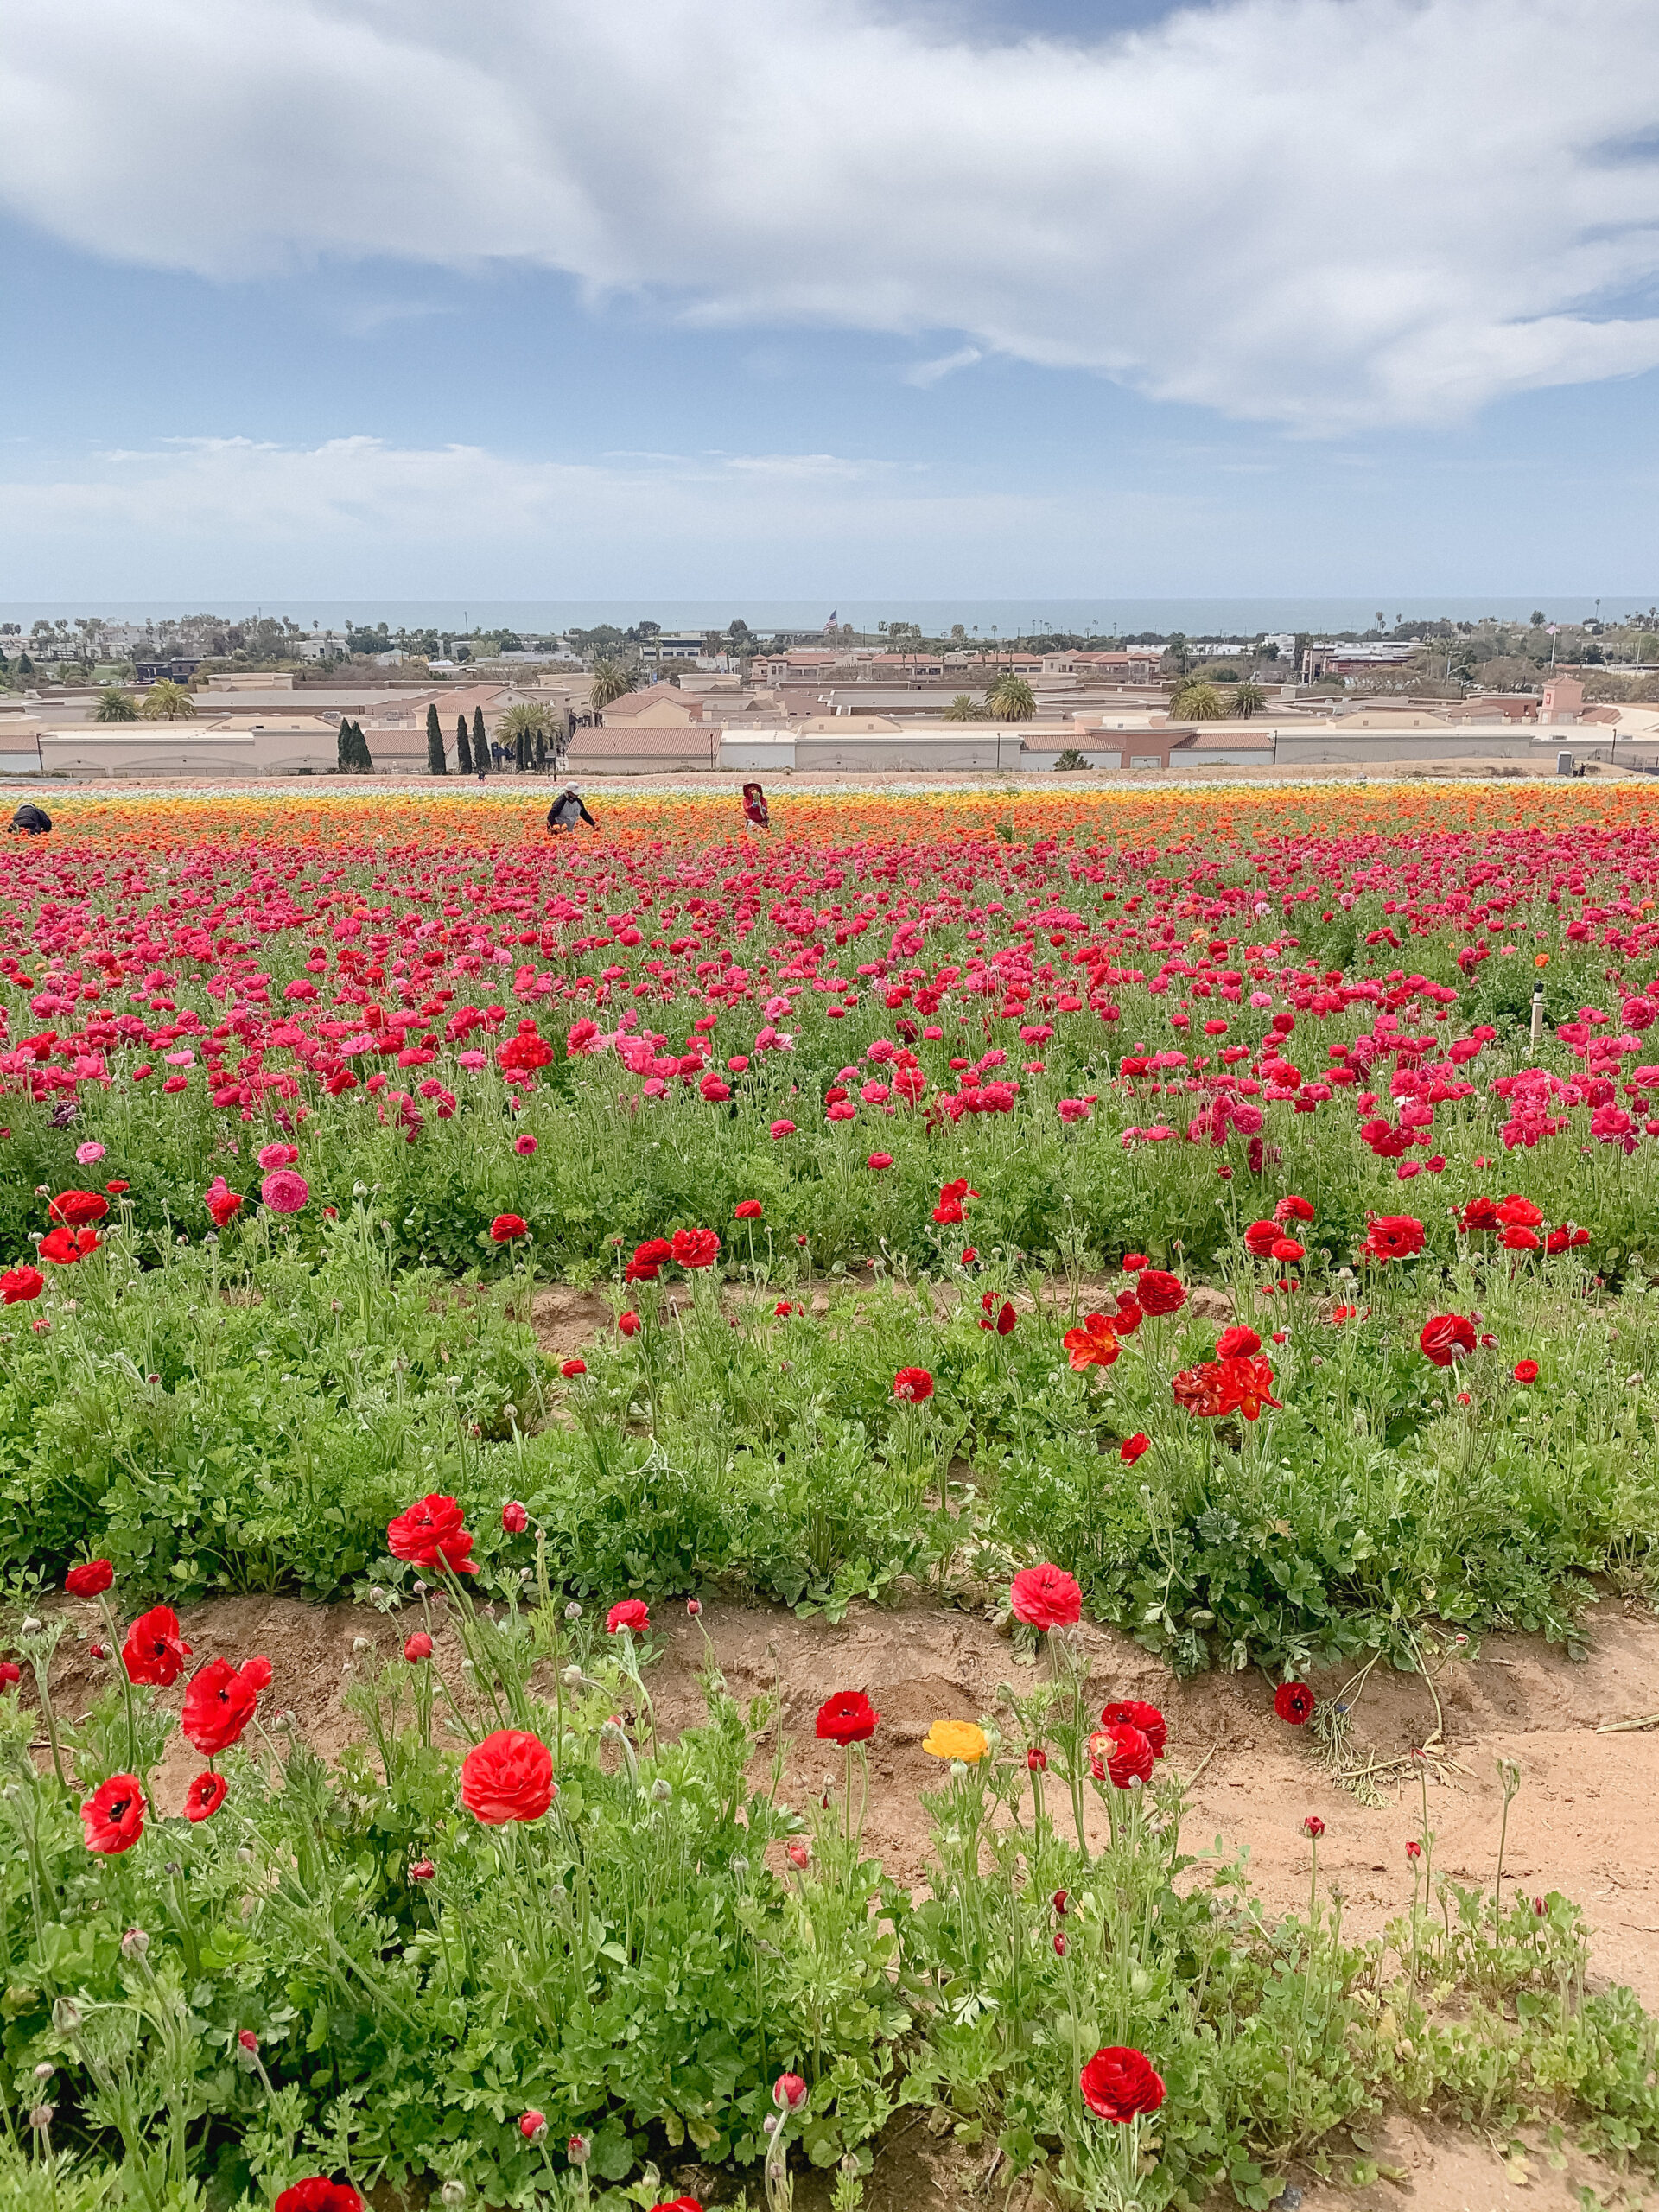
[
  {"left": 499, "top": 702, "right": 551, "bottom": 749},
  {"left": 984, "top": 673, "right": 1037, "bottom": 721},
  {"left": 1231, "top": 682, "right": 1268, "bottom": 719},
  {"left": 589, "top": 658, "right": 639, "bottom": 712},
  {"left": 94, "top": 686, "right": 137, "bottom": 722},
  {"left": 943, "top": 693, "right": 987, "bottom": 721},
  {"left": 1167, "top": 681, "right": 1226, "bottom": 721},
  {"left": 140, "top": 679, "right": 196, "bottom": 722}
]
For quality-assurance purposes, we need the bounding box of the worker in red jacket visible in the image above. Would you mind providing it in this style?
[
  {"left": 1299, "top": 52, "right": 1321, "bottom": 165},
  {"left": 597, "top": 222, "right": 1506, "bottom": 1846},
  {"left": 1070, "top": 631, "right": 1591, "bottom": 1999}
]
[{"left": 741, "top": 782, "right": 769, "bottom": 830}]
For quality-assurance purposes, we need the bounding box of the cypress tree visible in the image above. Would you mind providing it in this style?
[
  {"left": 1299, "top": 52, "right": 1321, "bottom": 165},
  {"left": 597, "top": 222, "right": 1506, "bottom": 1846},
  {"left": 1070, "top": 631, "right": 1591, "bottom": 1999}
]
[
  {"left": 456, "top": 714, "right": 473, "bottom": 774},
  {"left": 534, "top": 728, "right": 548, "bottom": 771},
  {"left": 516, "top": 730, "right": 529, "bottom": 772},
  {"left": 337, "top": 720, "right": 352, "bottom": 773},
  {"left": 426, "top": 702, "right": 447, "bottom": 775},
  {"left": 473, "top": 706, "right": 488, "bottom": 773},
  {"left": 355, "top": 721, "right": 375, "bottom": 773}
]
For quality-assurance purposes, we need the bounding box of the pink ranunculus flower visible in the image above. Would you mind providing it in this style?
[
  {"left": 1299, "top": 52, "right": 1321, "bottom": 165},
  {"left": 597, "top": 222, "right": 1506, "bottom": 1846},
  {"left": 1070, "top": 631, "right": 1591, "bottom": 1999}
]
[{"left": 260, "top": 1169, "right": 310, "bottom": 1214}]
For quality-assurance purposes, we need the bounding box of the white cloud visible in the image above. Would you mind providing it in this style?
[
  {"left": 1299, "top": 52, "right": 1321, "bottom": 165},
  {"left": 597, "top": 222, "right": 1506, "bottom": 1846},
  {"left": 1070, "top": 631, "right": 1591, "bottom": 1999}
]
[
  {"left": 0, "top": 435, "right": 1079, "bottom": 594},
  {"left": 2, "top": 0, "right": 1658, "bottom": 429},
  {"left": 906, "top": 346, "right": 983, "bottom": 388}
]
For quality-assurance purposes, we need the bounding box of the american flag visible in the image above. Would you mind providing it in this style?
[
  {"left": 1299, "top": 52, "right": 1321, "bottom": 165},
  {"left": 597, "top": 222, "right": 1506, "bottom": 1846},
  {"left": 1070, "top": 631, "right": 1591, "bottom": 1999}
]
[{"left": 823, "top": 610, "right": 838, "bottom": 632}]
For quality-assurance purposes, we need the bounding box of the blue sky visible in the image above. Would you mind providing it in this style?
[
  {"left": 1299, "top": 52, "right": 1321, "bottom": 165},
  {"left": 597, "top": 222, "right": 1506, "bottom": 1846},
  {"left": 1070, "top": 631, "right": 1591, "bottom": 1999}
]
[{"left": 2, "top": 0, "right": 1657, "bottom": 602}]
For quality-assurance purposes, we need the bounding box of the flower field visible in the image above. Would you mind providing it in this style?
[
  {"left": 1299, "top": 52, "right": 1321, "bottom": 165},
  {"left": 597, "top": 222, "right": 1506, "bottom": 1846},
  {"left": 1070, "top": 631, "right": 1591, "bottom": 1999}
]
[{"left": 4, "top": 785, "right": 1659, "bottom": 2211}]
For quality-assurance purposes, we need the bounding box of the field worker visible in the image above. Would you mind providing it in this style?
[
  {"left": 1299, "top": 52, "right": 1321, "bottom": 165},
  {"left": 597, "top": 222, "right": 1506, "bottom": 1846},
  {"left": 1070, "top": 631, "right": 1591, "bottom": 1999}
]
[
  {"left": 9, "top": 803, "right": 52, "bottom": 835},
  {"left": 741, "top": 782, "right": 769, "bottom": 830},
  {"left": 547, "top": 785, "right": 596, "bottom": 834}
]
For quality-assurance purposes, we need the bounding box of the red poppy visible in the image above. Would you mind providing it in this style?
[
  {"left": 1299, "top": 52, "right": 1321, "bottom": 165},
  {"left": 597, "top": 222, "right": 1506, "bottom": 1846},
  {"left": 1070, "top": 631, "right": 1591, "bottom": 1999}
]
[
  {"left": 1419, "top": 1313, "right": 1477, "bottom": 1367},
  {"left": 122, "top": 1605, "right": 192, "bottom": 1687},
  {"left": 186, "top": 1770, "right": 228, "bottom": 1821},
  {"left": 1008, "top": 1563, "right": 1083, "bottom": 1632},
  {"left": 1101, "top": 1699, "right": 1166, "bottom": 1758},
  {"left": 1135, "top": 1269, "right": 1186, "bottom": 1316},
  {"left": 815, "top": 1690, "right": 880, "bottom": 1745},
  {"left": 734, "top": 1200, "right": 764, "bottom": 1220},
  {"left": 240, "top": 1656, "right": 272, "bottom": 1691},
  {"left": 893, "top": 1366, "right": 933, "bottom": 1402},
  {"left": 1513, "top": 1358, "right": 1540, "bottom": 1383},
  {"left": 1274, "top": 1681, "right": 1315, "bottom": 1725},
  {"left": 386, "top": 1493, "right": 477, "bottom": 1575},
  {"left": 1364, "top": 1214, "right": 1425, "bottom": 1262},
  {"left": 1062, "top": 1313, "right": 1121, "bottom": 1370},
  {"left": 1119, "top": 1432, "right": 1150, "bottom": 1463},
  {"left": 606, "top": 1598, "right": 650, "bottom": 1635},
  {"left": 272, "top": 2182, "right": 365, "bottom": 2212},
  {"left": 48, "top": 1190, "right": 109, "bottom": 1227},
  {"left": 0, "top": 1264, "right": 44, "bottom": 1304},
  {"left": 65, "top": 1560, "right": 114, "bottom": 1598},
  {"left": 1079, "top": 2046, "right": 1165, "bottom": 2123},
  {"left": 181, "top": 1656, "right": 259, "bottom": 1755},
  {"left": 671, "top": 1227, "right": 720, "bottom": 1269},
  {"left": 459, "top": 1728, "right": 556, "bottom": 1823},
  {"left": 490, "top": 1213, "right": 529, "bottom": 1243},
  {"left": 931, "top": 1177, "right": 978, "bottom": 1224},
  {"left": 81, "top": 1772, "right": 147, "bottom": 1854}
]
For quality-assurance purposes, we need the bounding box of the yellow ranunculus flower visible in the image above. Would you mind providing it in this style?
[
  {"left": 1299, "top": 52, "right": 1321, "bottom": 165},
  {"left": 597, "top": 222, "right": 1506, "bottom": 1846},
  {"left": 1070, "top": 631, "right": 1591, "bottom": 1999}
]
[{"left": 922, "top": 1719, "right": 988, "bottom": 1764}]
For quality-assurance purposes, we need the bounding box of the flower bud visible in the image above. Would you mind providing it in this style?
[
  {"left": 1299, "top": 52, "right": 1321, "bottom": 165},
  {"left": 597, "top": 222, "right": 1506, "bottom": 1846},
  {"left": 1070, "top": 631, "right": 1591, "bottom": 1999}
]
[
  {"left": 404, "top": 1632, "right": 434, "bottom": 1662},
  {"left": 53, "top": 1998, "right": 82, "bottom": 2033},
  {"left": 563, "top": 1601, "right": 582, "bottom": 1622},
  {"left": 121, "top": 1927, "right": 149, "bottom": 1959},
  {"left": 352, "top": 1636, "right": 373, "bottom": 1654},
  {"left": 773, "top": 2072, "right": 807, "bottom": 2113},
  {"left": 566, "top": 2136, "right": 590, "bottom": 2168},
  {"left": 409, "top": 1859, "right": 436, "bottom": 1881},
  {"left": 32, "top": 2063, "right": 53, "bottom": 2082},
  {"left": 650, "top": 1778, "right": 672, "bottom": 1802},
  {"left": 519, "top": 2112, "right": 548, "bottom": 2143},
  {"left": 238, "top": 2030, "right": 259, "bottom": 2052},
  {"left": 441, "top": 2183, "right": 467, "bottom": 2206},
  {"left": 28, "top": 2106, "right": 54, "bottom": 2133}
]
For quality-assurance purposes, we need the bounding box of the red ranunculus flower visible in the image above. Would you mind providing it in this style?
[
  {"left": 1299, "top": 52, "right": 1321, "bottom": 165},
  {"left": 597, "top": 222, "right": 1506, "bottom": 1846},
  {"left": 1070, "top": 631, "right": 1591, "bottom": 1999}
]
[
  {"left": 240, "top": 1655, "right": 273, "bottom": 1691},
  {"left": 1274, "top": 1681, "right": 1315, "bottom": 1725},
  {"left": 1419, "top": 1313, "right": 1477, "bottom": 1367},
  {"left": 1243, "top": 1218, "right": 1281, "bottom": 1258},
  {"left": 66, "top": 1560, "right": 114, "bottom": 1598},
  {"left": 1513, "top": 1358, "right": 1540, "bottom": 1383},
  {"left": 893, "top": 1366, "right": 933, "bottom": 1402},
  {"left": 1091, "top": 1720, "right": 1154, "bottom": 1788},
  {"left": 1274, "top": 1194, "right": 1316, "bottom": 1224},
  {"left": 1079, "top": 2045, "right": 1166, "bottom": 2123},
  {"left": 81, "top": 1772, "right": 146, "bottom": 1854},
  {"left": 1459, "top": 1196, "right": 1501, "bottom": 1233},
  {"left": 560, "top": 1357, "right": 587, "bottom": 1377},
  {"left": 0, "top": 1661, "right": 21, "bottom": 1688},
  {"left": 607, "top": 1598, "right": 650, "bottom": 1635},
  {"left": 1063, "top": 1313, "right": 1120, "bottom": 1370},
  {"left": 1101, "top": 1699, "right": 1167, "bottom": 1758},
  {"left": 48, "top": 1190, "right": 110, "bottom": 1227},
  {"left": 272, "top": 2181, "right": 365, "bottom": 2212},
  {"left": 181, "top": 1656, "right": 259, "bottom": 1755},
  {"left": 501, "top": 1500, "right": 529, "bottom": 1534},
  {"left": 1009, "top": 1563, "right": 1083, "bottom": 1632},
  {"left": 1214, "top": 1325, "right": 1262, "bottom": 1359},
  {"left": 734, "top": 1200, "right": 764, "bottom": 1220},
  {"left": 1496, "top": 1194, "right": 1543, "bottom": 1227},
  {"left": 490, "top": 1213, "right": 529, "bottom": 1243},
  {"left": 619, "top": 1310, "right": 641, "bottom": 1337},
  {"left": 1364, "top": 1214, "right": 1425, "bottom": 1262},
  {"left": 386, "top": 1493, "right": 477, "bottom": 1575},
  {"left": 404, "top": 1631, "right": 433, "bottom": 1662},
  {"left": 671, "top": 1227, "right": 720, "bottom": 1269},
  {"left": 123, "top": 1605, "right": 192, "bottom": 1687},
  {"left": 650, "top": 2200, "right": 703, "bottom": 2212},
  {"left": 816, "top": 1690, "right": 880, "bottom": 1745},
  {"left": 0, "top": 1264, "right": 44, "bottom": 1304},
  {"left": 186, "top": 1770, "right": 228, "bottom": 1821},
  {"left": 1119, "top": 1432, "right": 1150, "bottom": 1463},
  {"left": 204, "top": 1178, "right": 245, "bottom": 1228},
  {"left": 40, "top": 1224, "right": 100, "bottom": 1265},
  {"left": 460, "top": 1728, "right": 556, "bottom": 1823},
  {"left": 626, "top": 1236, "right": 674, "bottom": 1282},
  {"left": 1135, "top": 1268, "right": 1186, "bottom": 1316}
]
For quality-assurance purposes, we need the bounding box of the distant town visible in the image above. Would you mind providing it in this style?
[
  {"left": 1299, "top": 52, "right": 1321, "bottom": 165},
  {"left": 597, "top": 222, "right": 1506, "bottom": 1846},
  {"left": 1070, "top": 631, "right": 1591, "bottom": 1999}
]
[{"left": 3, "top": 607, "right": 1658, "bottom": 782}]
